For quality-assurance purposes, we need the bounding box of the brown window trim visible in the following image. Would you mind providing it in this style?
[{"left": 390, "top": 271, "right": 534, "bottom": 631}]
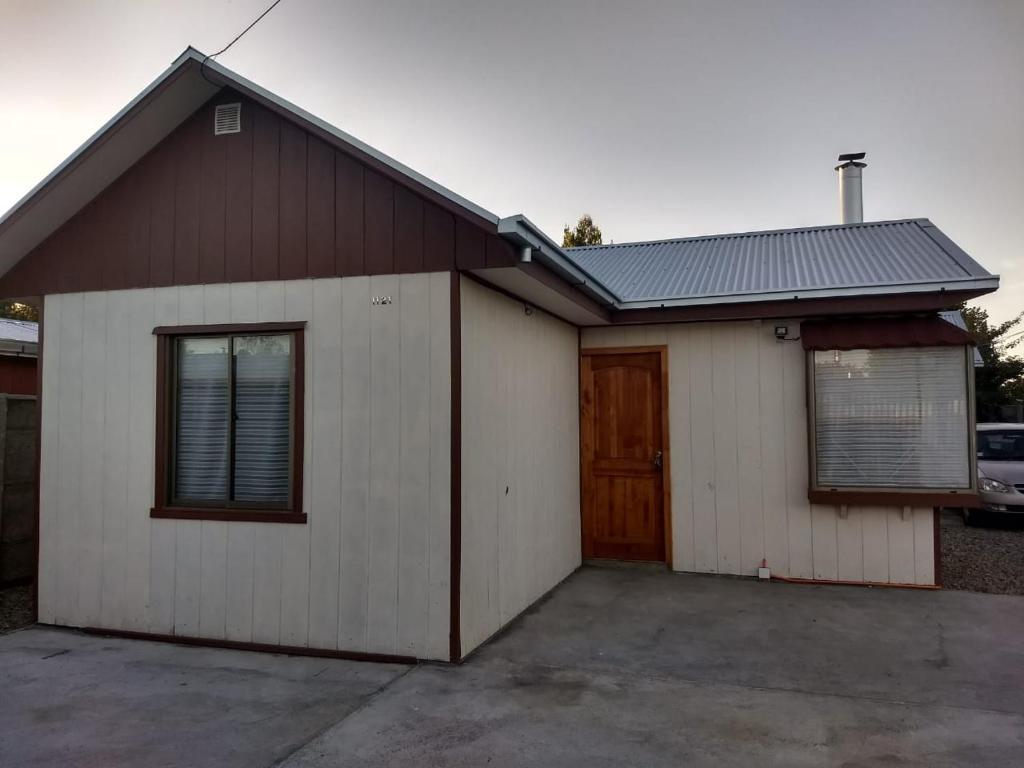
[
  {"left": 808, "top": 489, "right": 981, "bottom": 508},
  {"left": 152, "top": 321, "right": 306, "bottom": 523}
]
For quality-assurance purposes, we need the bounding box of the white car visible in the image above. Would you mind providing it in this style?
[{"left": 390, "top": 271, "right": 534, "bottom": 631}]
[{"left": 969, "top": 423, "right": 1024, "bottom": 525}]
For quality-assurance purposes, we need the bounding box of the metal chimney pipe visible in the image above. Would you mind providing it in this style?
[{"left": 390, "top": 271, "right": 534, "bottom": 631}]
[{"left": 835, "top": 152, "right": 867, "bottom": 224}]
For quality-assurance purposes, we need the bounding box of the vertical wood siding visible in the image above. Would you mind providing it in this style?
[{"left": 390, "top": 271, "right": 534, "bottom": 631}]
[
  {"left": 459, "top": 278, "right": 582, "bottom": 656},
  {"left": 0, "top": 91, "right": 517, "bottom": 300},
  {"left": 582, "top": 321, "right": 936, "bottom": 586},
  {"left": 37, "top": 273, "right": 452, "bottom": 660}
]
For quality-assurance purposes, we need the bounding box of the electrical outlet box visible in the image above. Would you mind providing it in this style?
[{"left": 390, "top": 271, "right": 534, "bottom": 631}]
[{"left": 758, "top": 566, "right": 771, "bottom": 581}]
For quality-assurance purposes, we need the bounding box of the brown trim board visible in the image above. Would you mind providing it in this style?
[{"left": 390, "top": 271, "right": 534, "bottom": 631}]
[
  {"left": 808, "top": 490, "right": 980, "bottom": 507},
  {"left": 658, "top": 346, "right": 672, "bottom": 569},
  {"left": 449, "top": 271, "right": 462, "bottom": 663},
  {"left": 76, "top": 626, "right": 417, "bottom": 665},
  {"left": 580, "top": 345, "right": 669, "bottom": 356},
  {"left": 933, "top": 507, "right": 942, "bottom": 587},
  {"left": 31, "top": 297, "right": 43, "bottom": 622}
]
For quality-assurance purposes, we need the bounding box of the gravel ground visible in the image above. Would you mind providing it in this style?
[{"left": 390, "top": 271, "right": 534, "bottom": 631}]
[
  {"left": 941, "top": 509, "right": 1024, "bottom": 595},
  {"left": 0, "top": 585, "right": 33, "bottom": 634}
]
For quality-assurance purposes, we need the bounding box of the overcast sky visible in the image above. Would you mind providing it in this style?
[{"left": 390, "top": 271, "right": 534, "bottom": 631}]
[{"left": 2, "top": 0, "right": 1021, "bottom": 322}]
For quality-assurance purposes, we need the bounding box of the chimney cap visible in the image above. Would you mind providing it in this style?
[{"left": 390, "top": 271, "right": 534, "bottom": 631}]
[{"left": 836, "top": 151, "right": 867, "bottom": 170}]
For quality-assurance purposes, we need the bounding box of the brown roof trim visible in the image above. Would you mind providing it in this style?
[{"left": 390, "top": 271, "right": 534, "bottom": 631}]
[
  {"left": 801, "top": 315, "right": 973, "bottom": 350},
  {"left": 602, "top": 289, "right": 988, "bottom": 326},
  {"left": 449, "top": 271, "right": 462, "bottom": 663}
]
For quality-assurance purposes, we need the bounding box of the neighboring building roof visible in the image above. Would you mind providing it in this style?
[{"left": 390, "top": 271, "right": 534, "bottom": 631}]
[
  {"left": 565, "top": 219, "right": 997, "bottom": 308},
  {"left": 0, "top": 318, "right": 38, "bottom": 343},
  {"left": 0, "top": 318, "right": 38, "bottom": 358},
  {"left": 939, "top": 310, "right": 984, "bottom": 366}
]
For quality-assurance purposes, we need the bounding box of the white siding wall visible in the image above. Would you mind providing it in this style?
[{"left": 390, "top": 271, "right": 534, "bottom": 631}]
[
  {"left": 460, "top": 278, "right": 582, "bottom": 655},
  {"left": 38, "top": 273, "right": 452, "bottom": 660},
  {"left": 582, "top": 320, "right": 936, "bottom": 586}
]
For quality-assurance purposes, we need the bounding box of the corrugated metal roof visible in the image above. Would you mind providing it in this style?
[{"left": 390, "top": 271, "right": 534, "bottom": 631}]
[
  {"left": 564, "top": 219, "right": 995, "bottom": 305},
  {"left": 0, "top": 318, "right": 37, "bottom": 343}
]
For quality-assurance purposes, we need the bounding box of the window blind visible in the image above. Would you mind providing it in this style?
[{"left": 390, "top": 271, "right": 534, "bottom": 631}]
[
  {"left": 173, "top": 333, "right": 292, "bottom": 506},
  {"left": 813, "top": 347, "right": 970, "bottom": 489},
  {"left": 233, "top": 335, "right": 292, "bottom": 504},
  {"left": 175, "top": 337, "right": 230, "bottom": 501}
]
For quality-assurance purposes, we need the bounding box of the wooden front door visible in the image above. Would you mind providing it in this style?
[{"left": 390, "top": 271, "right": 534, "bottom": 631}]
[{"left": 581, "top": 348, "right": 669, "bottom": 562}]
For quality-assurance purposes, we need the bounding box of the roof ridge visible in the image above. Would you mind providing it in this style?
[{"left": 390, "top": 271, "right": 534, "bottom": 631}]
[{"left": 566, "top": 218, "right": 930, "bottom": 252}]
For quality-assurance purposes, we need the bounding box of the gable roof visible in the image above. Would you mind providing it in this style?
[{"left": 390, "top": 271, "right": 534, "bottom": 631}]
[
  {"left": 0, "top": 49, "right": 999, "bottom": 322},
  {"left": 0, "top": 318, "right": 38, "bottom": 344},
  {"left": 0, "top": 47, "right": 499, "bottom": 279},
  {"left": 565, "top": 219, "right": 997, "bottom": 308},
  {"left": 0, "top": 318, "right": 38, "bottom": 358}
]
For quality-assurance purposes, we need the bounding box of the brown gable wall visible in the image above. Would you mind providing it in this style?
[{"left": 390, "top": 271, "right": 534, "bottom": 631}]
[{"left": 0, "top": 89, "right": 517, "bottom": 299}]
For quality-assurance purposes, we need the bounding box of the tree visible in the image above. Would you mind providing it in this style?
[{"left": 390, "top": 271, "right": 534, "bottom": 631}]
[
  {"left": 961, "top": 303, "right": 1024, "bottom": 420},
  {"left": 0, "top": 301, "right": 38, "bottom": 323},
  {"left": 562, "top": 214, "right": 603, "bottom": 248}
]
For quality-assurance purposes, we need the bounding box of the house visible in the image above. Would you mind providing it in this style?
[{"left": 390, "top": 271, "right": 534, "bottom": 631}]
[{"left": 0, "top": 49, "right": 997, "bottom": 663}]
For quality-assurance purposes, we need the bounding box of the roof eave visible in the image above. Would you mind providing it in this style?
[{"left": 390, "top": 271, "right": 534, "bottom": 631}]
[{"left": 497, "top": 215, "right": 619, "bottom": 306}]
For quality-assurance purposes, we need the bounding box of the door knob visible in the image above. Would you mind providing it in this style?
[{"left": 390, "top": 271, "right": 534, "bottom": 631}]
[{"left": 653, "top": 450, "right": 663, "bottom": 470}]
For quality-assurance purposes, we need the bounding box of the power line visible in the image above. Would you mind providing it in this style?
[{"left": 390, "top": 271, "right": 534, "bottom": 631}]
[
  {"left": 200, "top": 0, "right": 285, "bottom": 82},
  {"left": 1001, "top": 327, "right": 1024, "bottom": 340}
]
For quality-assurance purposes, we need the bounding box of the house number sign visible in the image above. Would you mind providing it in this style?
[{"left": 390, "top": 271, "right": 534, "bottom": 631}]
[{"left": 372, "top": 296, "right": 393, "bottom": 306}]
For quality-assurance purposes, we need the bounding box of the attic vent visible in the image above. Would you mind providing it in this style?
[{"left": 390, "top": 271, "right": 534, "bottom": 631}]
[{"left": 214, "top": 103, "right": 242, "bottom": 135}]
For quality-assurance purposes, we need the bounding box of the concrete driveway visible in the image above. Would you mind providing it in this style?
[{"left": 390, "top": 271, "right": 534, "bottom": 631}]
[
  {"left": 0, "top": 627, "right": 409, "bottom": 768},
  {"left": 3, "top": 566, "right": 1024, "bottom": 766}
]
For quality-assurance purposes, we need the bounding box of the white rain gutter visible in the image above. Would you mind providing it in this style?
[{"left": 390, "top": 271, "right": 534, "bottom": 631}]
[
  {"left": 617, "top": 275, "right": 1001, "bottom": 310},
  {"left": 497, "top": 215, "right": 619, "bottom": 307}
]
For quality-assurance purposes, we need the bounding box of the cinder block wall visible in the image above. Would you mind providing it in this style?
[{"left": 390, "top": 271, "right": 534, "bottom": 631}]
[{"left": 0, "top": 395, "right": 37, "bottom": 586}]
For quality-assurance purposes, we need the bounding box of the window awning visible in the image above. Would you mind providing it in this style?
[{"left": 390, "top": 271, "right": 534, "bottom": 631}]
[{"left": 801, "top": 316, "right": 974, "bottom": 351}]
